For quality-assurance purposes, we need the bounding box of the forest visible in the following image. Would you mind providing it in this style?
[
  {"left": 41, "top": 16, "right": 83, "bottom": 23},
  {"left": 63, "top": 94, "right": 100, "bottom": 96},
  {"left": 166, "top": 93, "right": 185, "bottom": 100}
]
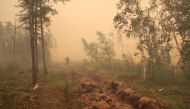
[{"left": 0, "top": 0, "right": 190, "bottom": 109}]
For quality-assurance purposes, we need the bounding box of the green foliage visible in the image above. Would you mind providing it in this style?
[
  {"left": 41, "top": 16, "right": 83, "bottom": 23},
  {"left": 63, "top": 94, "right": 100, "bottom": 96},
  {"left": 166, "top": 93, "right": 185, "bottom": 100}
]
[
  {"left": 161, "top": 0, "right": 190, "bottom": 62},
  {"left": 81, "top": 31, "right": 115, "bottom": 68},
  {"left": 161, "top": 0, "right": 190, "bottom": 81},
  {"left": 18, "top": 0, "right": 57, "bottom": 28},
  {"left": 114, "top": 0, "right": 173, "bottom": 80}
]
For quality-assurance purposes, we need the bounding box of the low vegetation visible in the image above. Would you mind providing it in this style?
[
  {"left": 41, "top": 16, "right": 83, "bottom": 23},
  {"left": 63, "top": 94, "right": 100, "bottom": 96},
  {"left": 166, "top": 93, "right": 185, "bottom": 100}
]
[{"left": 0, "top": 67, "right": 82, "bottom": 109}]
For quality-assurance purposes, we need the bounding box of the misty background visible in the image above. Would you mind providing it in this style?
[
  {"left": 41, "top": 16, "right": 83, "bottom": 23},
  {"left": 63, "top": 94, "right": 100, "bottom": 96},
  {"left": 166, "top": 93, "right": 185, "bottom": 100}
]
[{"left": 0, "top": 0, "right": 139, "bottom": 62}]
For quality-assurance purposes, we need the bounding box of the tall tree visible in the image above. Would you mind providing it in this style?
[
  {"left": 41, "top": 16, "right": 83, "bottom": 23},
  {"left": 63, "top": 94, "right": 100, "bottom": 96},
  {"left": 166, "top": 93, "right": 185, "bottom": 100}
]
[
  {"left": 114, "top": 0, "right": 172, "bottom": 80},
  {"left": 161, "top": 0, "right": 190, "bottom": 78},
  {"left": 34, "top": 0, "right": 40, "bottom": 73},
  {"left": 18, "top": 0, "right": 38, "bottom": 84},
  {"left": 161, "top": 0, "right": 190, "bottom": 61},
  {"left": 116, "top": 30, "right": 124, "bottom": 58},
  {"left": 17, "top": 0, "right": 69, "bottom": 84},
  {"left": 30, "top": 0, "right": 38, "bottom": 85}
]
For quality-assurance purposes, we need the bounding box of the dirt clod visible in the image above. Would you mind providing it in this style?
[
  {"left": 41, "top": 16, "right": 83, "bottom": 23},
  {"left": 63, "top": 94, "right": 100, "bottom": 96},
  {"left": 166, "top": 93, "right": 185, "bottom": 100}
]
[
  {"left": 92, "top": 101, "right": 111, "bottom": 109},
  {"left": 138, "top": 97, "right": 164, "bottom": 109}
]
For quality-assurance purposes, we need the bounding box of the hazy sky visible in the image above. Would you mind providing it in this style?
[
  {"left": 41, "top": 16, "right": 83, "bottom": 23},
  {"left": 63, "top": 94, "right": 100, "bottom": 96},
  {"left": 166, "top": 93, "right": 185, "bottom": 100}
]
[
  {"left": 51, "top": 0, "right": 118, "bottom": 61},
  {"left": 0, "top": 0, "right": 138, "bottom": 62}
]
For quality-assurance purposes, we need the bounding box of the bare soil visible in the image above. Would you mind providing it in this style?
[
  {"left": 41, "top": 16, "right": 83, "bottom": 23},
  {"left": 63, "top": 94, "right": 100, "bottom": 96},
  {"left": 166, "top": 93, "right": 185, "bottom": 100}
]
[{"left": 68, "top": 67, "right": 164, "bottom": 109}]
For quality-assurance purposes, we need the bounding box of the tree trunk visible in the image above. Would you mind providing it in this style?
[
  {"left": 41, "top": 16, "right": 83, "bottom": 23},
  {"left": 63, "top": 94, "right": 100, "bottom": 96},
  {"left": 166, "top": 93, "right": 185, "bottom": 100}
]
[
  {"left": 121, "top": 38, "right": 124, "bottom": 57},
  {"left": 13, "top": 16, "right": 16, "bottom": 66},
  {"left": 143, "top": 63, "right": 146, "bottom": 81},
  {"left": 139, "top": 36, "right": 146, "bottom": 81},
  {"left": 34, "top": 26, "right": 39, "bottom": 73},
  {"left": 173, "top": 35, "right": 181, "bottom": 54},
  {"left": 2, "top": 44, "right": 5, "bottom": 65},
  {"left": 29, "top": 0, "right": 38, "bottom": 85},
  {"left": 173, "top": 35, "right": 183, "bottom": 65},
  {"left": 34, "top": 1, "right": 39, "bottom": 73},
  {"left": 40, "top": 0, "right": 48, "bottom": 74}
]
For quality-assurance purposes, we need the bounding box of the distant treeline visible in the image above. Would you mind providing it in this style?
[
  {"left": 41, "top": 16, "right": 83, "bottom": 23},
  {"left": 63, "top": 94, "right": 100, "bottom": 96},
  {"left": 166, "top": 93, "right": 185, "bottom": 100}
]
[{"left": 0, "top": 21, "right": 53, "bottom": 72}]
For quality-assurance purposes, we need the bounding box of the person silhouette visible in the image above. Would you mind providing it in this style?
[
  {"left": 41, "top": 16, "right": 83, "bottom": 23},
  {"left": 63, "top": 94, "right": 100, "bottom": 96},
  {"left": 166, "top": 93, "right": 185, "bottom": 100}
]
[{"left": 65, "top": 56, "right": 70, "bottom": 65}]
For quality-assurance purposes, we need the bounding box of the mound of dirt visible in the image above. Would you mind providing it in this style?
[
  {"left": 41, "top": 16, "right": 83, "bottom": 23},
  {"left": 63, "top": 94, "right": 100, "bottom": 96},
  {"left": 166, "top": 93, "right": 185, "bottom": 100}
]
[
  {"left": 70, "top": 68, "right": 164, "bottom": 109},
  {"left": 138, "top": 97, "right": 164, "bottom": 109},
  {"left": 79, "top": 77, "right": 98, "bottom": 93},
  {"left": 107, "top": 81, "right": 164, "bottom": 109}
]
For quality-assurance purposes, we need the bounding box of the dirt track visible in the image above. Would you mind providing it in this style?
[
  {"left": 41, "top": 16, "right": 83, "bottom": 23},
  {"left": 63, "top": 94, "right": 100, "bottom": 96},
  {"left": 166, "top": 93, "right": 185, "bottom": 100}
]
[{"left": 68, "top": 68, "right": 164, "bottom": 109}]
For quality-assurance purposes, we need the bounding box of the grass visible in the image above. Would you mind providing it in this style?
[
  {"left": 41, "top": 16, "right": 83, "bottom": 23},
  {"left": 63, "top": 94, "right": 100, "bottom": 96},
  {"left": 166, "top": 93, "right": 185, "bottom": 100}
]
[
  {"left": 0, "top": 67, "right": 83, "bottom": 109},
  {"left": 130, "top": 81, "right": 190, "bottom": 109},
  {"left": 0, "top": 72, "right": 31, "bottom": 109},
  {"left": 108, "top": 71, "right": 190, "bottom": 109}
]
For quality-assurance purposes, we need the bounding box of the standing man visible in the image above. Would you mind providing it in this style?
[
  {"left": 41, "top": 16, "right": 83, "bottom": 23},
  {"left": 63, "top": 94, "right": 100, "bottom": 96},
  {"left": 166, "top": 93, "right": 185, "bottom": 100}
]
[{"left": 65, "top": 56, "right": 70, "bottom": 65}]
